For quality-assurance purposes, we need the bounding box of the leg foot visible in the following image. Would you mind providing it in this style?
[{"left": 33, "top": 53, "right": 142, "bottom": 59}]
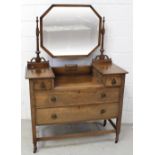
[
  {"left": 115, "top": 135, "right": 119, "bottom": 143},
  {"left": 115, "top": 139, "right": 118, "bottom": 143},
  {"left": 33, "top": 143, "right": 37, "bottom": 153},
  {"left": 103, "top": 120, "right": 107, "bottom": 127}
]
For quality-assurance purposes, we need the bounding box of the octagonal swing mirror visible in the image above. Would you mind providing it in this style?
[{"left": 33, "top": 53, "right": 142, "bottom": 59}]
[{"left": 40, "top": 4, "right": 102, "bottom": 57}]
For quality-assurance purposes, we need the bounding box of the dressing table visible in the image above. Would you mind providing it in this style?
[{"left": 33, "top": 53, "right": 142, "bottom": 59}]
[{"left": 25, "top": 4, "right": 128, "bottom": 153}]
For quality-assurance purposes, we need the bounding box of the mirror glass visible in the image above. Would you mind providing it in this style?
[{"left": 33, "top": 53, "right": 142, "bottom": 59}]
[{"left": 41, "top": 6, "right": 101, "bottom": 56}]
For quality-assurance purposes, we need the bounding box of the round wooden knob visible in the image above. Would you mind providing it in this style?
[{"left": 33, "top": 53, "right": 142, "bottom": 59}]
[
  {"left": 51, "top": 96, "right": 57, "bottom": 102},
  {"left": 111, "top": 78, "right": 116, "bottom": 85},
  {"left": 100, "top": 109, "right": 106, "bottom": 114},
  {"left": 101, "top": 93, "right": 106, "bottom": 98},
  {"left": 51, "top": 114, "right": 57, "bottom": 119}
]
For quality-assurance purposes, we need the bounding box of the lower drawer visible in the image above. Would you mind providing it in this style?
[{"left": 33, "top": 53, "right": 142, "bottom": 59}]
[{"left": 36, "top": 103, "right": 119, "bottom": 125}]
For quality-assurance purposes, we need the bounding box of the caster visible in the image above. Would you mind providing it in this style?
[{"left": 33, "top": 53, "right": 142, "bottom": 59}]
[{"left": 103, "top": 120, "right": 107, "bottom": 127}]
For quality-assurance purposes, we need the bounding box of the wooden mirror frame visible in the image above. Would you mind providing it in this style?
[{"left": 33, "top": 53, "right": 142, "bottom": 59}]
[{"left": 39, "top": 4, "right": 102, "bottom": 58}]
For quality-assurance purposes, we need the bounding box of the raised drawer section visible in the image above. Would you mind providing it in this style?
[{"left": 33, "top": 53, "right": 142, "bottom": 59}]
[
  {"left": 36, "top": 103, "right": 119, "bottom": 125},
  {"left": 105, "top": 76, "right": 122, "bottom": 87},
  {"left": 93, "top": 68, "right": 122, "bottom": 87},
  {"left": 33, "top": 79, "right": 53, "bottom": 90},
  {"left": 35, "top": 88, "right": 120, "bottom": 108}
]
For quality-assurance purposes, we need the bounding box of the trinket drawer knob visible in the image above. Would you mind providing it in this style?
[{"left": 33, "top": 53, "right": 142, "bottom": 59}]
[{"left": 111, "top": 78, "right": 116, "bottom": 85}]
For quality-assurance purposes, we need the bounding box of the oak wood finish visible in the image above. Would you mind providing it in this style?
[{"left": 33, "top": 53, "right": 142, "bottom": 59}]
[
  {"left": 25, "top": 67, "right": 55, "bottom": 79},
  {"left": 25, "top": 4, "right": 128, "bottom": 153},
  {"left": 105, "top": 75, "right": 122, "bottom": 87},
  {"left": 37, "top": 129, "right": 115, "bottom": 141},
  {"left": 33, "top": 79, "right": 53, "bottom": 90},
  {"left": 36, "top": 103, "right": 118, "bottom": 125},
  {"left": 35, "top": 87, "right": 120, "bottom": 108},
  {"left": 53, "top": 65, "right": 92, "bottom": 75},
  {"left": 115, "top": 74, "right": 125, "bottom": 143},
  {"left": 26, "top": 63, "right": 127, "bottom": 152},
  {"left": 29, "top": 80, "right": 37, "bottom": 153},
  {"left": 93, "top": 62, "right": 128, "bottom": 75}
]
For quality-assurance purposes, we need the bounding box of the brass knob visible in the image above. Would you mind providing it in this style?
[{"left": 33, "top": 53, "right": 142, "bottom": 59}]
[
  {"left": 51, "top": 96, "right": 57, "bottom": 102},
  {"left": 101, "top": 93, "right": 106, "bottom": 98},
  {"left": 111, "top": 78, "right": 116, "bottom": 85},
  {"left": 100, "top": 109, "right": 106, "bottom": 114},
  {"left": 40, "top": 82, "right": 46, "bottom": 89},
  {"left": 51, "top": 114, "right": 57, "bottom": 119}
]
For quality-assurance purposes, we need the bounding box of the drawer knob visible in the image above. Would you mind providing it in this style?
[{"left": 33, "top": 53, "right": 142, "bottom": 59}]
[
  {"left": 51, "top": 96, "right": 57, "bottom": 102},
  {"left": 100, "top": 109, "right": 106, "bottom": 114},
  {"left": 111, "top": 78, "right": 116, "bottom": 85},
  {"left": 40, "top": 82, "right": 46, "bottom": 89},
  {"left": 101, "top": 93, "right": 106, "bottom": 98},
  {"left": 51, "top": 114, "right": 57, "bottom": 119}
]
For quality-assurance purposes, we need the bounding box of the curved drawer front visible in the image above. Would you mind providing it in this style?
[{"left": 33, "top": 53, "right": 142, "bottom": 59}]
[
  {"left": 35, "top": 88, "right": 120, "bottom": 108},
  {"left": 36, "top": 103, "right": 119, "bottom": 125}
]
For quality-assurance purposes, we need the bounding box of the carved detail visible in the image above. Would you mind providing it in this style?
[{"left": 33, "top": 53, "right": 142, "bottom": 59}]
[
  {"left": 93, "top": 17, "right": 112, "bottom": 63},
  {"left": 27, "top": 17, "right": 49, "bottom": 70},
  {"left": 30, "top": 17, "right": 47, "bottom": 63},
  {"left": 93, "top": 54, "right": 112, "bottom": 63}
]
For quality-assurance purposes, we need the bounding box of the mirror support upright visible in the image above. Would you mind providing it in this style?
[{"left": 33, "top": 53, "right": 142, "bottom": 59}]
[
  {"left": 35, "top": 17, "right": 41, "bottom": 63},
  {"left": 93, "top": 17, "right": 112, "bottom": 63},
  {"left": 26, "top": 17, "right": 49, "bottom": 70}
]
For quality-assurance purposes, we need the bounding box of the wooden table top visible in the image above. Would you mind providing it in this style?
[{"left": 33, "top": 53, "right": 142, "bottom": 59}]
[{"left": 93, "top": 63, "right": 128, "bottom": 75}]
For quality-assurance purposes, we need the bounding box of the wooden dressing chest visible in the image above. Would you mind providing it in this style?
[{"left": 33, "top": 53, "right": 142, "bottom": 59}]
[{"left": 25, "top": 4, "right": 128, "bottom": 153}]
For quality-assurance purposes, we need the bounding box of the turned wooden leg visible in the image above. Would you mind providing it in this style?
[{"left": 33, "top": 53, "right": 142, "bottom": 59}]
[
  {"left": 33, "top": 142, "right": 37, "bottom": 153},
  {"left": 115, "top": 117, "right": 121, "bottom": 143},
  {"left": 115, "top": 75, "right": 125, "bottom": 143},
  {"left": 103, "top": 120, "right": 107, "bottom": 127},
  {"left": 115, "top": 133, "right": 119, "bottom": 143},
  {"left": 31, "top": 122, "right": 37, "bottom": 153},
  {"left": 29, "top": 80, "right": 38, "bottom": 153},
  {"left": 32, "top": 125, "right": 37, "bottom": 153}
]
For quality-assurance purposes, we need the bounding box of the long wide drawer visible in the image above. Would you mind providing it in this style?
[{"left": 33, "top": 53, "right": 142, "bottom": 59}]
[
  {"left": 36, "top": 103, "right": 119, "bottom": 125},
  {"left": 35, "top": 88, "right": 120, "bottom": 108}
]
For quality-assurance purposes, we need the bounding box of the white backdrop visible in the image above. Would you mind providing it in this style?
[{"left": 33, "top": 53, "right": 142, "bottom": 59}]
[{"left": 21, "top": 0, "right": 132, "bottom": 123}]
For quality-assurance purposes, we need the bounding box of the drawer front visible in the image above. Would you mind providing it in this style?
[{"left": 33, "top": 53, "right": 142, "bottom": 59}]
[
  {"left": 33, "top": 79, "right": 52, "bottom": 90},
  {"left": 93, "top": 69, "right": 122, "bottom": 87},
  {"left": 105, "top": 76, "right": 122, "bottom": 87},
  {"left": 35, "top": 88, "right": 120, "bottom": 108},
  {"left": 36, "top": 103, "right": 119, "bottom": 125}
]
